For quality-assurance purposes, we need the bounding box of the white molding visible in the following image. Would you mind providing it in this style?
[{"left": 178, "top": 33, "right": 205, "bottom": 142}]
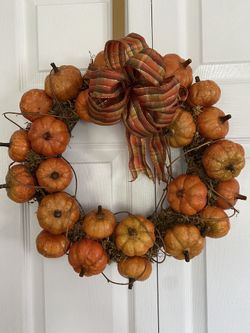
[
  {"left": 110, "top": 266, "right": 130, "bottom": 333},
  {"left": 195, "top": 63, "right": 250, "bottom": 83},
  {"left": 21, "top": 203, "right": 45, "bottom": 333},
  {"left": 192, "top": 250, "right": 208, "bottom": 333},
  {"left": 21, "top": 204, "right": 32, "bottom": 333}
]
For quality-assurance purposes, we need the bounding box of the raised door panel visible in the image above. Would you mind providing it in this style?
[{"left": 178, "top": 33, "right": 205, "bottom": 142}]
[
  {"left": 24, "top": 144, "right": 132, "bottom": 333},
  {"left": 18, "top": 0, "right": 112, "bottom": 90}
]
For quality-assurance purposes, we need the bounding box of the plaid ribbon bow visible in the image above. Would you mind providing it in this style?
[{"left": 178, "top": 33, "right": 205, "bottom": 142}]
[{"left": 86, "top": 33, "right": 184, "bottom": 181}]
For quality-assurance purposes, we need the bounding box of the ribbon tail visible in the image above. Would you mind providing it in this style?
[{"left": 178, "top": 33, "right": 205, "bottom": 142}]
[
  {"left": 149, "top": 133, "right": 167, "bottom": 182},
  {"left": 126, "top": 130, "right": 153, "bottom": 181}
]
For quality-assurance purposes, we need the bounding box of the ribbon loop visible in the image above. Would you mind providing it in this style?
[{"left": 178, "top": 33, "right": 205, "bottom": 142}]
[
  {"left": 124, "top": 48, "right": 166, "bottom": 86},
  {"left": 86, "top": 33, "right": 182, "bottom": 180},
  {"left": 104, "top": 33, "right": 149, "bottom": 70}
]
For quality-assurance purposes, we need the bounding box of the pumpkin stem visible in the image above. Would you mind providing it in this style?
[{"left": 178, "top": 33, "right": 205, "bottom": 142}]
[
  {"left": 79, "top": 267, "right": 86, "bottom": 277},
  {"left": 54, "top": 209, "right": 62, "bottom": 218},
  {"left": 195, "top": 76, "right": 201, "bottom": 82},
  {"left": 219, "top": 114, "right": 232, "bottom": 123},
  {"left": 50, "top": 62, "right": 59, "bottom": 73},
  {"left": 176, "top": 189, "right": 184, "bottom": 198},
  {"left": 128, "top": 278, "right": 135, "bottom": 290},
  {"left": 181, "top": 58, "right": 192, "bottom": 68},
  {"left": 97, "top": 205, "right": 104, "bottom": 219},
  {"left": 128, "top": 227, "right": 137, "bottom": 237},
  {"left": 50, "top": 171, "right": 60, "bottom": 180},
  {"left": 0, "top": 142, "right": 10, "bottom": 147},
  {"left": 0, "top": 184, "right": 9, "bottom": 189},
  {"left": 199, "top": 225, "right": 210, "bottom": 237},
  {"left": 42, "top": 132, "right": 51, "bottom": 140},
  {"left": 183, "top": 250, "right": 190, "bottom": 262},
  {"left": 179, "top": 86, "right": 188, "bottom": 101},
  {"left": 225, "top": 164, "right": 234, "bottom": 172},
  {"left": 235, "top": 194, "right": 247, "bottom": 201}
]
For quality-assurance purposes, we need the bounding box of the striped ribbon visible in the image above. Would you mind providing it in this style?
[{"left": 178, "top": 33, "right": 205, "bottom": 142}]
[{"left": 86, "top": 33, "right": 185, "bottom": 181}]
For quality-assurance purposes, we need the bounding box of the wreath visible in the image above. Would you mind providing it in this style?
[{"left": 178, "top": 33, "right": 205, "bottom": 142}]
[{"left": 0, "top": 33, "right": 247, "bottom": 289}]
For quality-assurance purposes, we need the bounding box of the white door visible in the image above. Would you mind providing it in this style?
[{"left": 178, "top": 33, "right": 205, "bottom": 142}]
[{"left": 0, "top": 1, "right": 249, "bottom": 333}]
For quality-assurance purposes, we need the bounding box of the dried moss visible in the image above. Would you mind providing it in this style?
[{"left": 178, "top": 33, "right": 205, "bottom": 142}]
[{"left": 50, "top": 100, "right": 80, "bottom": 132}]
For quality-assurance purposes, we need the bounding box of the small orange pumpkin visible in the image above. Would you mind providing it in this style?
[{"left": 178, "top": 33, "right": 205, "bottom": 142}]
[
  {"left": 93, "top": 51, "right": 106, "bottom": 69},
  {"left": 115, "top": 215, "right": 155, "bottom": 257},
  {"left": 167, "top": 174, "right": 208, "bottom": 215},
  {"left": 28, "top": 115, "right": 70, "bottom": 157},
  {"left": 36, "top": 230, "right": 70, "bottom": 258},
  {"left": 163, "top": 224, "right": 205, "bottom": 261},
  {"left": 68, "top": 239, "right": 108, "bottom": 277},
  {"left": 167, "top": 107, "right": 196, "bottom": 147},
  {"left": 202, "top": 140, "right": 245, "bottom": 181},
  {"left": 45, "top": 63, "right": 83, "bottom": 101},
  {"left": 0, "top": 164, "right": 36, "bottom": 203},
  {"left": 187, "top": 76, "right": 221, "bottom": 107},
  {"left": 75, "top": 89, "right": 91, "bottom": 122},
  {"left": 36, "top": 157, "right": 72, "bottom": 193},
  {"left": 215, "top": 179, "right": 247, "bottom": 209},
  {"left": 163, "top": 53, "right": 193, "bottom": 87},
  {"left": 0, "top": 130, "right": 31, "bottom": 162},
  {"left": 19, "top": 89, "right": 53, "bottom": 121},
  {"left": 200, "top": 206, "right": 230, "bottom": 238},
  {"left": 37, "top": 192, "right": 80, "bottom": 234},
  {"left": 82, "top": 205, "right": 116, "bottom": 239},
  {"left": 118, "top": 256, "right": 152, "bottom": 288},
  {"left": 197, "top": 107, "right": 231, "bottom": 140}
]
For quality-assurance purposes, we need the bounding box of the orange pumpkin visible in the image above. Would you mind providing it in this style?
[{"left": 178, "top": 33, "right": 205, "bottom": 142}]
[
  {"left": 200, "top": 206, "right": 230, "bottom": 238},
  {"left": 93, "top": 51, "right": 106, "bottom": 69},
  {"left": 36, "top": 230, "right": 70, "bottom": 258},
  {"left": 163, "top": 224, "right": 205, "bottom": 261},
  {"left": 167, "top": 174, "right": 208, "bottom": 215},
  {"left": 0, "top": 130, "right": 31, "bottom": 162},
  {"left": 45, "top": 63, "right": 82, "bottom": 101},
  {"left": 115, "top": 215, "right": 155, "bottom": 257},
  {"left": 163, "top": 53, "right": 193, "bottom": 87},
  {"left": 19, "top": 89, "right": 53, "bottom": 121},
  {"left": 68, "top": 239, "right": 108, "bottom": 276},
  {"left": 187, "top": 76, "right": 221, "bottom": 107},
  {"left": 36, "top": 157, "right": 72, "bottom": 193},
  {"left": 202, "top": 140, "right": 245, "bottom": 181},
  {"left": 118, "top": 256, "right": 152, "bottom": 288},
  {"left": 75, "top": 89, "right": 91, "bottom": 122},
  {"left": 82, "top": 205, "right": 116, "bottom": 239},
  {"left": 37, "top": 192, "right": 80, "bottom": 234},
  {"left": 167, "top": 107, "right": 196, "bottom": 147},
  {"left": 0, "top": 164, "right": 36, "bottom": 203},
  {"left": 28, "top": 115, "right": 70, "bottom": 157},
  {"left": 197, "top": 107, "right": 231, "bottom": 140},
  {"left": 215, "top": 179, "right": 247, "bottom": 209}
]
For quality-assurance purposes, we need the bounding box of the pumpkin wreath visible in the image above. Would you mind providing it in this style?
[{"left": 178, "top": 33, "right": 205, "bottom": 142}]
[{"left": 0, "top": 33, "right": 247, "bottom": 289}]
